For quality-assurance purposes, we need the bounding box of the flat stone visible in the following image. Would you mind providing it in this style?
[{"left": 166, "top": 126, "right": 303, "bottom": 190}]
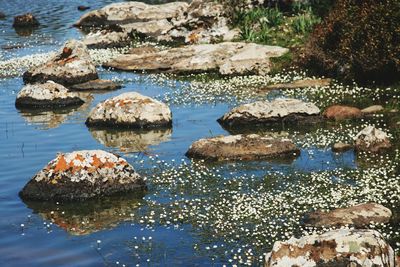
[
  {"left": 23, "top": 39, "right": 98, "bottom": 86},
  {"left": 260, "top": 78, "right": 332, "bottom": 91},
  {"left": 362, "top": 105, "right": 384, "bottom": 114},
  {"left": 186, "top": 134, "right": 300, "bottom": 161},
  {"left": 86, "top": 92, "right": 172, "bottom": 129},
  {"left": 13, "top": 13, "right": 39, "bottom": 28},
  {"left": 121, "top": 19, "right": 174, "bottom": 38},
  {"left": 69, "top": 79, "right": 121, "bottom": 91},
  {"left": 19, "top": 150, "right": 146, "bottom": 201},
  {"left": 15, "top": 81, "right": 84, "bottom": 109},
  {"left": 218, "top": 98, "right": 321, "bottom": 128},
  {"left": 332, "top": 142, "right": 353, "bottom": 152},
  {"left": 265, "top": 229, "right": 395, "bottom": 267},
  {"left": 74, "top": 2, "right": 188, "bottom": 28},
  {"left": 324, "top": 105, "right": 362, "bottom": 120},
  {"left": 354, "top": 125, "right": 391, "bottom": 153},
  {"left": 82, "top": 30, "right": 130, "bottom": 49},
  {"left": 304, "top": 203, "right": 392, "bottom": 228},
  {"left": 104, "top": 42, "right": 288, "bottom": 75}
]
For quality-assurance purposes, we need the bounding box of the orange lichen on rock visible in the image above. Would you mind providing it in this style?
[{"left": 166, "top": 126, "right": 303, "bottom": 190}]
[{"left": 54, "top": 155, "right": 68, "bottom": 172}]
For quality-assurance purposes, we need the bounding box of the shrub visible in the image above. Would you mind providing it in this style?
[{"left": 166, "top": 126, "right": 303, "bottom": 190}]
[
  {"left": 298, "top": 0, "right": 400, "bottom": 84},
  {"left": 291, "top": 9, "right": 321, "bottom": 34}
]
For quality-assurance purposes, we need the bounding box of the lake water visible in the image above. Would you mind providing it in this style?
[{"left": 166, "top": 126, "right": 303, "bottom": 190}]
[{"left": 1, "top": 1, "right": 399, "bottom": 266}]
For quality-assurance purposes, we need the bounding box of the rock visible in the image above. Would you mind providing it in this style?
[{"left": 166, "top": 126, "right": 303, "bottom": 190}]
[
  {"left": 264, "top": 229, "right": 395, "bottom": 267},
  {"left": 77, "top": 6, "right": 90, "bottom": 11},
  {"left": 332, "top": 142, "right": 353, "bottom": 152},
  {"left": 74, "top": 2, "right": 189, "bottom": 28},
  {"left": 104, "top": 42, "right": 288, "bottom": 75},
  {"left": 260, "top": 78, "right": 332, "bottom": 91},
  {"left": 13, "top": 13, "right": 39, "bottom": 28},
  {"left": 186, "top": 134, "right": 300, "bottom": 161},
  {"left": 121, "top": 19, "right": 174, "bottom": 38},
  {"left": 19, "top": 150, "right": 146, "bottom": 201},
  {"left": 82, "top": 30, "right": 130, "bottom": 49},
  {"left": 305, "top": 203, "right": 392, "bottom": 228},
  {"left": 15, "top": 81, "right": 85, "bottom": 109},
  {"left": 23, "top": 40, "right": 98, "bottom": 86},
  {"left": 69, "top": 79, "right": 121, "bottom": 91},
  {"left": 218, "top": 98, "right": 321, "bottom": 128},
  {"left": 362, "top": 105, "right": 384, "bottom": 114},
  {"left": 0, "top": 11, "right": 6, "bottom": 19},
  {"left": 90, "top": 128, "right": 172, "bottom": 153},
  {"left": 354, "top": 126, "right": 391, "bottom": 153},
  {"left": 86, "top": 92, "right": 172, "bottom": 129},
  {"left": 323, "top": 105, "right": 362, "bottom": 120}
]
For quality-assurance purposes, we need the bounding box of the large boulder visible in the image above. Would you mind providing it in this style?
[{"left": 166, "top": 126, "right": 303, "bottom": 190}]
[
  {"left": 19, "top": 150, "right": 146, "bottom": 201},
  {"left": 186, "top": 134, "right": 300, "bottom": 161},
  {"left": 86, "top": 92, "right": 172, "bottom": 129},
  {"left": 354, "top": 126, "right": 391, "bottom": 153},
  {"left": 104, "top": 42, "right": 288, "bottom": 75},
  {"left": 74, "top": 1, "right": 189, "bottom": 28},
  {"left": 323, "top": 105, "right": 362, "bottom": 120},
  {"left": 23, "top": 40, "right": 98, "bottom": 86},
  {"left": 305, "top": 203, "right": 392, "bottom": 228},
  {"left": 218, "top": 98, "right": 321, "bottom": 128},
  {"left": 265, "top": 229, "right": 395, "bottom": 267},
  {"left": 15, "top": 81, "right": 84, "bottom": 109}
]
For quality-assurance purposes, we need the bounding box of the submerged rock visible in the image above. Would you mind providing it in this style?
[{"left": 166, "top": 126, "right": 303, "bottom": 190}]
[
  {"left": 23, "top": 40, "right": 98, "bottom": 86},
  {"left": 13, "top": 13, "right": 39, "bottom": 28},
  {"left": 332, "top": 142, "right": 353, "bottom": 153},
  {"left": 15, "top": 81, "right": 84, "bottom": 108},
  {"left": 77, "top": 6, "right": 90, "bottom": 11},
  {"left": 354, "top": 125, "right": 391, "bottom": 153},
  {"left": 218, "top": 98, "right": 321, "bottom": 128},
  {"left": 186, "top": 134, "right": 300, "bottom": 161},
  {"left": 19, "top": 150, "right": 146, "bottom": 201},
  {"left": 305, "top": 203, "right": 392, "bottom": 228},
  {"left": 86, "top": 92, "right": 172, "bottom": 129},
  {"left": 265, "top": 229, "right": 395, "bottom": 267},
  {"left": 104, "top": 42, "right": 288, "bottom": 75},
  {"left": 323, "top": 105, "right": 362, "bottom": 120},
  {"left": 69, "top": 79, "right": 121, "bottom": 91}
]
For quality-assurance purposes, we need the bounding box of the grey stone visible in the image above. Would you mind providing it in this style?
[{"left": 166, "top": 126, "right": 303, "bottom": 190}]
[
  {"left": 354, "top": 126, "right": 391, "bottom": 153},
  {"left": 69, "top": 79, "right": 121, "bottom": 91},
  {"left": 362, "top": 105, "right": 384, "bottom": 114}
]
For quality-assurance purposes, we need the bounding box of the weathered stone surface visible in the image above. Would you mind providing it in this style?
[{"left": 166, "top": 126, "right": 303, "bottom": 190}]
[
  {"left": 90, "top": 128, "right": 172, "bottom": 153},
  {"left": 13, "top": 13, "right": 39, "bottom": 28},
  {"left": 23, "top": 40, "right": 98, "bottom": 86},
  {"left": 104, "top": 42, "right": 288, "bottom": 75},
  {"left": 265, "top": 229, "right": 395, "bottom": 267},
  {"left": 305, "top": 203, "right": 392, "bottom": 228},
  {"left": 19, "top": 150, "right": 146, "bottom": 201},
  {"left": 362, "top": 105, "right": 384, "bottom": 114},
  {"left": 15, "top": 81, "right": 84, "bottom": 108},
  {"left": 186, "top": 134, "right": 300, "bottom": 161},
  {"left": 86, "top": 92, "right": 172, "bottom": 129},
  {"left": 69, "top": 79, "right": 121, "bottom": 91},
  {"left": 260, "top": 78, "right": 332, "bottom": 91},
  {"left": 332, "top": 142, "right": 353, "bottom": 153},
  {"left": 324, "top": 105, "right": 362, "bottom": 120},
  {"left": 82, "top": 30, "right": 130, "bottom": 49},
  {"left": 218, "top": 98, "right": 321, "bottom": 128},
  {"left": 121, "top": 19, "right": 174, "bottom": 38},
  {"left": 354, "top": 126, "right": 391, "bottom": 153},
  {"left": 75, "top": 1, "right": 188, "bottom": 27}
]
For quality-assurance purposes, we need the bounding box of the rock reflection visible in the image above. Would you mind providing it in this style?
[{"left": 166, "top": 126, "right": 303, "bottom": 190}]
[
  {"left": 89, "top": 127, "right": 172, "bottom": 153},
  {"left": 23, "top": 194, "right": 144, "bottom": 235}
]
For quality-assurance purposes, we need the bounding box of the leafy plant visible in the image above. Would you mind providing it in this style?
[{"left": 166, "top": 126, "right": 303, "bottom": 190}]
[{"left": 291, "top": 10, "right": 321, "bottom": 35}]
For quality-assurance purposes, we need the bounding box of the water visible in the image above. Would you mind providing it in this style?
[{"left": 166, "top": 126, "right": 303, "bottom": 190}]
[{"left": 0, "top": 1, "right": 399, "bottom": 266}]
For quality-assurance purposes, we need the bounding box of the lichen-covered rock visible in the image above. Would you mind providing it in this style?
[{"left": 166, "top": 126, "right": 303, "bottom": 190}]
[
  {"left": 19, "top": 150, "right": 146, "bottom": 201},
  {"left": 86, "top": 92, "right": 172, "bottom": 129},
  {"left": 354, "top": 126, "right": 391, "bottom": 153},
  {"left": 69, "top": 79, "right": 121, "bottom": 91},
  {"left": 104, "top": 42, "right": 288, "bottom": 75},
  {"left": 218, "top": 98, "right": 321, "bottom": 128},
  {"left": 265, "top": 229, "right": 395, "bottom": 267},
  {"left": 305, "top": 203, "right": 392, "bottom": 228},
  {"left": 82, "top": 30, "right": 130, "bottom": 49},
  {"left": 324, "top": 105, "right": 362, "bottom": 120},
  {"left": 13, "top": 13, "right": 39, "bottom": 28},
  {"left": 74, "top": 1, "right": 188, "bottom": 28},
  {"left": 15, "top": 81, "right": 84, "bottom": 108},
  {"left": 23, "top": 40, "right": 98, "bottom": 85},
  {"left": 186, "top": 134, "right": 300, "bottom": 161}
]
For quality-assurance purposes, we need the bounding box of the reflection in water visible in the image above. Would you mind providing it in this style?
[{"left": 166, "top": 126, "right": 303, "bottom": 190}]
[
  {"left": 23, "top": 194, "right": 143, "bottom": 236},
  {"left": 14, "top": 27, "right": 37, "bottom": 37},
  {"left": 17, "top": 93, "right": 92, "bottom": 129},
  {"left": 89, "top": 127, "right": 172, "bottom": 153}
]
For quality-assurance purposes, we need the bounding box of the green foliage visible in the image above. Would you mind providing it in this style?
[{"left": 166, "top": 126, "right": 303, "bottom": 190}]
[{"left": 291, "top": 9, "right": 321, "bottom": 35}]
